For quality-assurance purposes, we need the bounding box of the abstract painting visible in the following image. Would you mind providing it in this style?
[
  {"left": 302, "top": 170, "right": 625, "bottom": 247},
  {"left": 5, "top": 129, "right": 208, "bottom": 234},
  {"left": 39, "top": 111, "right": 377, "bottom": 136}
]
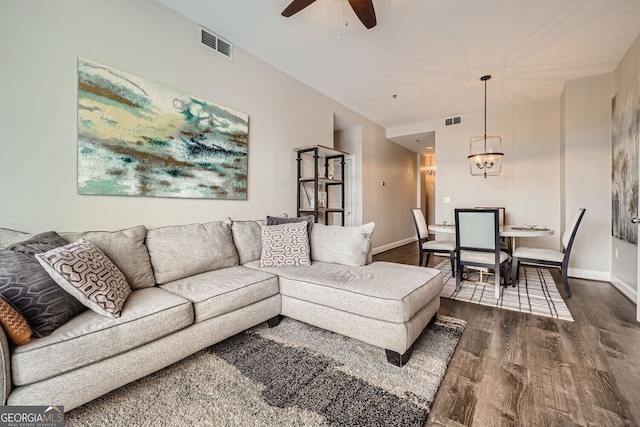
[
  {"left": 77, "top": 57, "right": 248, "bottom": 199},
  {"left": 611, "top": 72, "right": 639, "bottom": 244}
]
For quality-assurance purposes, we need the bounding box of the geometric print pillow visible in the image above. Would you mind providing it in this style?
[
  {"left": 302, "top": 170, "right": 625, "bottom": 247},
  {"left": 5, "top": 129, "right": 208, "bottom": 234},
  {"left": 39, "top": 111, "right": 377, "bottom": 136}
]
[
  {"left": 36, "top": 239, "right": 132, "bottom": 318},
  {"left": 260, "top": 222, "right": 311, "bottom": 268},
  {"left": 0, "top": 231, "right": 87, "bottom": 337}
]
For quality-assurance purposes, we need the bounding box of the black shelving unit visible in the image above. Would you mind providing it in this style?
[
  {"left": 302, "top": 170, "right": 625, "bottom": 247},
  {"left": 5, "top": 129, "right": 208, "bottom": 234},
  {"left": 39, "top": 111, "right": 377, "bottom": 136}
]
[{"left": 295, "top": 145, "right": 347, "bottom": 225}]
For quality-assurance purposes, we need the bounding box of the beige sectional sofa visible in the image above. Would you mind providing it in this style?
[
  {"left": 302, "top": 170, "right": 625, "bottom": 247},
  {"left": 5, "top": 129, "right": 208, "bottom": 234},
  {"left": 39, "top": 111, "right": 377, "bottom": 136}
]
[{"left": 0, "top": 216, "right": 443, "bottom": 412}]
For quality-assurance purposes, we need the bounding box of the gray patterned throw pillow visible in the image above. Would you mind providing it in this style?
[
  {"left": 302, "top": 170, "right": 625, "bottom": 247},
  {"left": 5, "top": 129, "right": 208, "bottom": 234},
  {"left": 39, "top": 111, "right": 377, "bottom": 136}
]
[
  {"left": 0, "top": 231, "right": 87, "bottom": 337},
  {"left": 36, "top": 239, "right": 132, "bottom": 318},
  {"left": 260, "top": 222, "right": 311, "bottom": 267},
  {"left": 266, "top": 215, "right": 314, "bottom": 235}
]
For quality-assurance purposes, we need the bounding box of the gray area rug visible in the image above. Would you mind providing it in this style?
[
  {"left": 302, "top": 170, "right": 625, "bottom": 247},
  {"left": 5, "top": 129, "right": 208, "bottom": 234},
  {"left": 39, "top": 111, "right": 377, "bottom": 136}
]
[
  {"left": 435, "top": 259, "right": 574, "bottom": 321},
  {"left": 65, "top": 315, "right": 465, "bottom": 426}
]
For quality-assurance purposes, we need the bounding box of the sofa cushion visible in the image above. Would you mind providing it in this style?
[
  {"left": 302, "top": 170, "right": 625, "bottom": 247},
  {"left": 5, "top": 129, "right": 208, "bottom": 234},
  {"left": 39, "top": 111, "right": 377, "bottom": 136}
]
[
  {"left": 60, "top": 226, "right": 156, "bottom": 290},
  {"left": 0, "top": 232, "right": 87, "bottom": 337},
  {"left": 245, "top": 260, "right": 442, "bottom": 323},
  {"left": 231, "top": 219, "right": 265, "bottom": 265},
  {"left": 11, "top": 287, "right": 193, "bottom": 386},
  {"left": 310, "top": 222, "right": 375, "bottom": 266},
  {"left": 0, "top": 229, "right": 35, "bottom": 249},
  {"left": 260, "top": 222, "right": 311, "bottom": 267},
  {"left": 36, "top": 239, "right": 132, "bottom": 318},
  {"left": 160, "top": 266, "right": 279, "bottom": 323},
  {"left": 146, "top": 218, "right": 239, "bottom": 285}
]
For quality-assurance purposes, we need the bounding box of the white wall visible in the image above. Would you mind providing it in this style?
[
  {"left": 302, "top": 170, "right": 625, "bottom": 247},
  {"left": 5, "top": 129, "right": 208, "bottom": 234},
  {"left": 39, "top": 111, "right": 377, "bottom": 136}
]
[
  {"left": 0, "top": 0, "right": 412, "bottom": 252},
  {"left": 390, "top": 98, "right": 563, "bottom": 248},
  {"left": 388, "top": 88, "right": 617, "bottom": 282},
  {"left": 561, "top": 73, "right": 614, "bottom": 282}
]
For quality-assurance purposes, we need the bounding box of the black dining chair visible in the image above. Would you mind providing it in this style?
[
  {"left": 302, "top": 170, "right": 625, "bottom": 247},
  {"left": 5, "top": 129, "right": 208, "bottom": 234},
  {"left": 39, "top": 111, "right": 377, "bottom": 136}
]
[
  {"left": 510, "top": 208, "right": 586, "bottom": 297},
  {"left": 410, "top": 208, "right": 455, "bottom": 273}
]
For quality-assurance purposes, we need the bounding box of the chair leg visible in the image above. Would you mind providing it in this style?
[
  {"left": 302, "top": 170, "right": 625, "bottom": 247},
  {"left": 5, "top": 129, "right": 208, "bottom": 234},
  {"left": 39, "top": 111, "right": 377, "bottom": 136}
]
[
  {"left": 561, "top": 264, "right": 571, "bottom": 297},
  {"left": 455, "top": 263, "right": 462, "bottom": 291},
  {"left": 511, "top": 257, "right": 520, "bottom": 287},
  {"left": 426, "top": 252, "right": 432, "bottom": 267},
  {"left": 502, "top": 262, "right": 509, "bottom": 287},
  {"left": 418, "top": 250, "right": 423, "bottom": 267},
  {"left": 449, "top": 252, "right": 456, "bottom": 275}
]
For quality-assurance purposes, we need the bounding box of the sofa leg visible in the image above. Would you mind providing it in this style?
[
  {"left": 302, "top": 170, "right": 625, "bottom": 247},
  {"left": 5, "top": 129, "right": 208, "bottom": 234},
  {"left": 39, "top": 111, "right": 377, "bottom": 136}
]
[
  {"left": 267, "top": 315, "right": 281, "bottom": 328},
  {"left": 385, "top": 348, "right": 413, "bottom": 367}
]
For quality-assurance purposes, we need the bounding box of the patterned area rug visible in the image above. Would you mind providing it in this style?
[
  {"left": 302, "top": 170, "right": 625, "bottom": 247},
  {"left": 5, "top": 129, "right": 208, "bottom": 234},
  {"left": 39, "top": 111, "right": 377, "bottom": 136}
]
[
  {"left": 434, "top": 259, "right": 574, "bottom": 321},
  {"left": 65, "top": 315, "right": 465, "bottom": 427}
]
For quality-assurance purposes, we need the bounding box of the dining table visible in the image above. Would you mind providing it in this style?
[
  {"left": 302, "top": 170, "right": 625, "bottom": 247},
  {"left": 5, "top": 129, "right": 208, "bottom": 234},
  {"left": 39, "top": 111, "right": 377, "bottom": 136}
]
[
  {"left": 428, "top": 223, "right": 554, "bottom": 288},
  {"left": 427, "top": 223, "right": 554, "bottom": 252}
]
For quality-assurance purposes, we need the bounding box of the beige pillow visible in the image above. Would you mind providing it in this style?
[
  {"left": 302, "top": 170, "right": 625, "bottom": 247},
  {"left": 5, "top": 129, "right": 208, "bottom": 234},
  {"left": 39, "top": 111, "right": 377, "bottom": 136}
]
[
  {"left": 231, "top": 219, "right": 265, "bottom": 265},
  {"left": 310, "top": 222, "right": 375, "bottom": 266},
  {"left": 36, "top": 239, "right": 132, "bottom": 318},
  {"left": 61, "top": 225, "right": 155, "bottom": 290},
  {"left": 0, "top": 228, "right": 35, "bottom": 249},
  {"left": 146, "top": 218, "right": 239, "bottom": 284},
  {"left": 260, "top": 222, "right": 311, "bottom": 267}
]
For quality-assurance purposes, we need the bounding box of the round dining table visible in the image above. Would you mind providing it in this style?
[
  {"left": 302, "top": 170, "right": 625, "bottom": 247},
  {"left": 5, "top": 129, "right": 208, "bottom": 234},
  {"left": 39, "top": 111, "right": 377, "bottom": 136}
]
[{"left": 428, "top": 223, "right": 554, "bottom": 252}]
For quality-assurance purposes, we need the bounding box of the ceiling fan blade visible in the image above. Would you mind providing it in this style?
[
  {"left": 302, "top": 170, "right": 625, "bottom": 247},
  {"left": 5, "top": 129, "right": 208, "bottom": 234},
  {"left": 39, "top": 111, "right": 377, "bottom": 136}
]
[
  {"left": 348, "top": 0, "right": 377, "bottom": 29},
  {"left": 281, "top": 0, "right": 318, "bottom": 17}
]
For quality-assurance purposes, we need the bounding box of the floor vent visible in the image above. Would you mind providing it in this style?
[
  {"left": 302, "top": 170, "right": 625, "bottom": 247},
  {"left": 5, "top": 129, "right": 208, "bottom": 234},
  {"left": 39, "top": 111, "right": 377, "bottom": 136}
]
[{"left": 200, "top": 27, "right": 233, "bottom": 60}]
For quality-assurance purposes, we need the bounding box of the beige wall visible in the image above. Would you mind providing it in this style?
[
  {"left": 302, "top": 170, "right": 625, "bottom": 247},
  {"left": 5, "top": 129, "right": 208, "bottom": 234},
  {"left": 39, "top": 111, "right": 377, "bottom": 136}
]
[
  {"left": 390, "top": 98, "right": 563, "bottom": 248},
  {"left": 0, "top": 0, "right": 414, "bottom": 252},
  {"left": 362, "top": 130, "right": 418, "bottom": 252},
  {"left": 389, "top": 85, "right": 616, "bottom": 283},
  {"left": 561, "top": 73, "right": 613, "bottom": 281}
]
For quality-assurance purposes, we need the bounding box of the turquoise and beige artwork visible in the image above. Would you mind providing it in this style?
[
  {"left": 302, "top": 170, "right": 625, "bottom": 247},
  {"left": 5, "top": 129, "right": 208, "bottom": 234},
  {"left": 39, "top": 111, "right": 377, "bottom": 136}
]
[
  {"left": 612, "top": 71, "right": 639, "bottom": 244},
  {"left": 77, "top": 57, "right": 248, "bottom": 199}
]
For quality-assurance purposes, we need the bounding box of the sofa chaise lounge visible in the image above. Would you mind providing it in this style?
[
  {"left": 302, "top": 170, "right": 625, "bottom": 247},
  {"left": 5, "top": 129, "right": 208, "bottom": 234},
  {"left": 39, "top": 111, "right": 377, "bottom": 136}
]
[{"left": 0, "top": 216, "right": 443, "bottom": 412}]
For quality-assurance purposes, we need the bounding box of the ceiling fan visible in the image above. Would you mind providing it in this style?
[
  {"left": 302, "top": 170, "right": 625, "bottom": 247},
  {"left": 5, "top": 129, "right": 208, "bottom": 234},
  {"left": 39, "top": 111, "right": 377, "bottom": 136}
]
[{"left": 281, "top": 0, "right": 377, "bottom": 29}]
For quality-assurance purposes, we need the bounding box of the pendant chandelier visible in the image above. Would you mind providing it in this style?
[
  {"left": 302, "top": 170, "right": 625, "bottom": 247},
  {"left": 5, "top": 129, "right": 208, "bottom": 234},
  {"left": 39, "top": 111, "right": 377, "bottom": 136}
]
[
  {"left": 426, "top": 154, "right": 436, "bottom": 176},
  {"left": 468, "top": 75, "right": 503, "bottom": 178}
]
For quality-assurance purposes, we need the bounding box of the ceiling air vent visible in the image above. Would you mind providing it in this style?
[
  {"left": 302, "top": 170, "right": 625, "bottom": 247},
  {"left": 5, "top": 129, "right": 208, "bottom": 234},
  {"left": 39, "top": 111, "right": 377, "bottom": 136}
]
[
  {"left": 200, "top": 27, "right": 233, "bottom": 60},
  {"left": 445, "top": 116, "right": 461, "bottom": 126}
]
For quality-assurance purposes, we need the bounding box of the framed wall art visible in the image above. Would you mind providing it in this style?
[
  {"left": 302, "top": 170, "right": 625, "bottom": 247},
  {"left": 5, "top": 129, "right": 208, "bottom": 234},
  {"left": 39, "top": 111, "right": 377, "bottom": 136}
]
[
  {"left": 77, "top": 57, "right": 249, "bottom": 199},
  {"left": 611, "top": 72, "right": 639, "bottom": 245}
]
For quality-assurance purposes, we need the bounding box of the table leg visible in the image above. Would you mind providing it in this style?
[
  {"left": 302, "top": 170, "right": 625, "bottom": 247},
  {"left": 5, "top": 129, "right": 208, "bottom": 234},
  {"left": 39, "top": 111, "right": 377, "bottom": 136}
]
[{"left": 507, "top": 236, "right": 516, "bottom": 285}]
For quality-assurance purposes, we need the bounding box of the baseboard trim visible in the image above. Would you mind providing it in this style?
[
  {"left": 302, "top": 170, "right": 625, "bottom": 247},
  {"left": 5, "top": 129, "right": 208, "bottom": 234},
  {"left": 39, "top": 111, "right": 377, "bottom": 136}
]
[
  {"left": 372, "top": 237, "right": 415, "bottom": 255},
  {"left": 610, "top": 273, "right": 637, "bottom": 304},
  {"left": 568, "top": 268, "right": 611, "bottom": 283}
]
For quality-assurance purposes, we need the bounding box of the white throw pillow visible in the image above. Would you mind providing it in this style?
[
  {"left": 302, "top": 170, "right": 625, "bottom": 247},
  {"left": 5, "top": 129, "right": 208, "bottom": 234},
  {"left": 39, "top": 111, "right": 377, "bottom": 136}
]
[
  {"left": 310, "top": 222, "right": 375, "bottom": 266},
  {"left": 260, "top": 222, "right": 311, "bottom": 267}
]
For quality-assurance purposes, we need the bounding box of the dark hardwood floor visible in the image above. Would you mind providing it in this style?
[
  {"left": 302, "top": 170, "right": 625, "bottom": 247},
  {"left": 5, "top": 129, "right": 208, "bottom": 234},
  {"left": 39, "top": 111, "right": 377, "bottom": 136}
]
[{"left": 374, "top": 243, "right": 640, "bottom": 427}]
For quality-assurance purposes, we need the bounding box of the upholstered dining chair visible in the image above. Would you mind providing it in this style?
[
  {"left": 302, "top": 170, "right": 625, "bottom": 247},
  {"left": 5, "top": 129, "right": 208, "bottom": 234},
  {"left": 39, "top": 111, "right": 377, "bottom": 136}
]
[
  {"left": 475, "top": 206, "right": 510, "bottom": 253},
  {"left": 510, "top": 208, "right": 586, "bottom": 297},
  {"left": 410, "top": 208, "right": 455, "bottom": 273},
  {"left": 455, "top": 208, "right": 510, "bottom": 299}
]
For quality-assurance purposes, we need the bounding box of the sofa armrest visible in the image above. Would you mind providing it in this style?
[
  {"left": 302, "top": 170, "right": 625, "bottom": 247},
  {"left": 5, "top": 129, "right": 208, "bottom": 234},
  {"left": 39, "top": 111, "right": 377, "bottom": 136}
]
[{"left": 0, "top": 327, "right": 11, "bottom": 405}]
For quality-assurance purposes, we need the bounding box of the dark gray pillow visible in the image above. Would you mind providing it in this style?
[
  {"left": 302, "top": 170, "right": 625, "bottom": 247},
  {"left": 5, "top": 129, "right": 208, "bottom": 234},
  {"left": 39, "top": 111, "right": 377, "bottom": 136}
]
[
  {"left": 0, "top": 231, "right": 86, "bottom": 337},
  {"left": 266, "top": 215, "right": 314, "bottom": 235}
]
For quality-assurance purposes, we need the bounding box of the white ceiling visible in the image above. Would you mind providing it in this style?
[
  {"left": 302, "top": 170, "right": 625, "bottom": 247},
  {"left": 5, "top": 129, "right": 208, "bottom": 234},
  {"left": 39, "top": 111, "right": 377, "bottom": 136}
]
[{"left": 157, "top": 0, "right": 640, "bottom": 153}]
